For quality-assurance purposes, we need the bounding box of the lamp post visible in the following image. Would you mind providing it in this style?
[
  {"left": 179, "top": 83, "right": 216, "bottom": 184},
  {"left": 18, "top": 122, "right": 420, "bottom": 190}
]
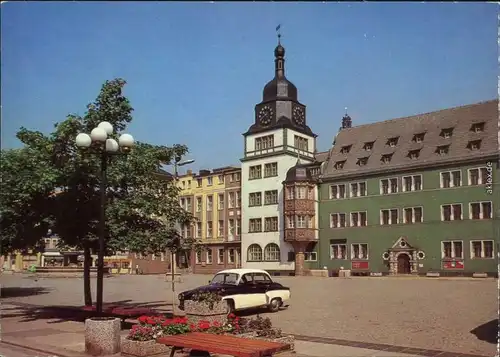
[
  {"left": 171, "top": 156, "right": 194, "bottom": 316},
  {"left": 75, "top": 122, "right": 135, "bottom": 315}
]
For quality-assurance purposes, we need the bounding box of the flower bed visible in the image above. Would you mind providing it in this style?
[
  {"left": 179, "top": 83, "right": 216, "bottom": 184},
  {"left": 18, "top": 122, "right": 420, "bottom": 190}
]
[{"left": 124, "top": 312, "right": 294, "bottom": 355}]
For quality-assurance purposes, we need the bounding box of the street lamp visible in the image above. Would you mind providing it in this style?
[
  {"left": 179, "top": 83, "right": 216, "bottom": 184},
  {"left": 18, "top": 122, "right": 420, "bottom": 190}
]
[
  {"left": 170, "top": 156, "right": 194, "bottom": 316},
  {"left": 75, "top": 121, "right": 135, "bottom": 315}
]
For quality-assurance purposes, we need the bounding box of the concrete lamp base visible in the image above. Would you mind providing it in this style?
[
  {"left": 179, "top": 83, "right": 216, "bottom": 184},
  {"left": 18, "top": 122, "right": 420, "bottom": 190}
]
[{"left": 85, "top": 317, "right": 121, "bottom": 356}]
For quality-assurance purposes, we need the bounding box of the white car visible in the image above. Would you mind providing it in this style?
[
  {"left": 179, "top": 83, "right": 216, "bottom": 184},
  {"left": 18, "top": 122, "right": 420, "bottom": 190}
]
[{"left": 178, "top": 268, "right": 291, "bottom": 313}]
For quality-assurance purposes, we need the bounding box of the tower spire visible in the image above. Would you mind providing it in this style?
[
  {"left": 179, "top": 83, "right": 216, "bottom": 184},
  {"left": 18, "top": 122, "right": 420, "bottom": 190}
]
[{"left": 274, "top": 25, "right": 285, "bottom": 77}]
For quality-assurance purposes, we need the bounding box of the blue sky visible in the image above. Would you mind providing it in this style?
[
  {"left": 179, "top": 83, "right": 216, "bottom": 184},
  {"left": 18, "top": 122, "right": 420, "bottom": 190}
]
[{"left": 2, "top": 2, "right": 497, "bottom": 173}]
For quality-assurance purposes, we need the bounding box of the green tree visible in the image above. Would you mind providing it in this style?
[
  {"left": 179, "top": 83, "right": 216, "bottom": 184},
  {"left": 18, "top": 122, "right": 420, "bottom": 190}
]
[{"left": 0, "top": 78, "right": 195, "bottom": 305}]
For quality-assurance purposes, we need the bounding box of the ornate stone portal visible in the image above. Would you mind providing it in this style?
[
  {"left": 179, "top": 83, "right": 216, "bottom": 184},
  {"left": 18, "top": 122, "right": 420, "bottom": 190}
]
[{"left": 384, "top": 237, "right": 424, "bottom": 275}]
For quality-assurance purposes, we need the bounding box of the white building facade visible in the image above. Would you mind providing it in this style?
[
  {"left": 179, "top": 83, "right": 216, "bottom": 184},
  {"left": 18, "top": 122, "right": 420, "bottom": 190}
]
[{"left": 240, "top": 39, "right": 317, "bottom": 273}]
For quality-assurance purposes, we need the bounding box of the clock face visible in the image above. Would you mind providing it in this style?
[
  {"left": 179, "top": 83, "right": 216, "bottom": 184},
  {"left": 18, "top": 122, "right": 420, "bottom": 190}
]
[
  {"left": 258, "top": 105, "right": 274, "bottom": 126},
  {"left": 293, "top": 106, "right": 305, "bottom": 125}
]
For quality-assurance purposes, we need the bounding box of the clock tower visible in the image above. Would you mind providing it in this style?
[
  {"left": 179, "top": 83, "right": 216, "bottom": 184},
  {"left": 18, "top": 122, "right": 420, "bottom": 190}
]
[{"left": 240, "top": 35, "right": 317, "bottom": 274}]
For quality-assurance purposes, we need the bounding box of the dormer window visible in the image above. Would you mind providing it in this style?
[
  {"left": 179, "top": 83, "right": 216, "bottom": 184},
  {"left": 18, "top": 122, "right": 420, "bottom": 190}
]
[
  {"left": 363, "top": 142, "right": 375, "bottom": 151},
  {"left": 381, "top": 154, "right": 393, "bottom": 164},
  {"left": 467, "top": 140, "right": 482, "bottom": 151},
  {"left": 340, "top": 145, "right": 352, "bottom": 154},
  {"left": 335, "top": 160, "right": 346, "bottom": 170},
  {"left": 440, "top": 128, "right": 454, "bottom": 138},
  {"left": 470, "top": 122, "right": 485, "bottom": 133},
  {"left": 357, "top": 157, "right": 369, "bottom": 166},
  {"left": 412, "top": 133, "right": 425, "bottom": 143},
  {"left": 387, "top": 137, "right": 399, "bottom": 147},
  {"left": 436, "top": 145, "right": 450, "bottom": 155},
  {"left": 408, "top": 149, "right": 421, "bottom": 159}
]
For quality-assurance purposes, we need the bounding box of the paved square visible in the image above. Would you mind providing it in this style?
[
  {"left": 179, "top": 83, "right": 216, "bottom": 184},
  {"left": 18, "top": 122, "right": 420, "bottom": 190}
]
[{"left": 0, "top": 274, "right": 496, "bottom": 356}]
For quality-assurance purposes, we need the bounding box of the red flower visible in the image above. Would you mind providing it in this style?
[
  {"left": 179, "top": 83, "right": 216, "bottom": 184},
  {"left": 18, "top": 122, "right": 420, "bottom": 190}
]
[
  {"left": 189, "top": 324, "right": 196, "bottom": 330},
  {"left": 212, "top": 321, "right": 221, "bottom": 327},
  {"left": 228, "top": 313, "right": 236, "bottom": 319},
  {"left": 138, "top": 316, "right": 149, "bottom": 324},
  {"left": 162, "top": 320, "right": 172, "bottom": 326}
]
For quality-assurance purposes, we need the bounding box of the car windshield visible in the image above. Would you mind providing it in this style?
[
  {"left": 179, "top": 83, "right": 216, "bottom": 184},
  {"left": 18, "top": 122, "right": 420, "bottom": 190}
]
[{"left": 210, "top": 273, "right": 239, "bottom": 285}]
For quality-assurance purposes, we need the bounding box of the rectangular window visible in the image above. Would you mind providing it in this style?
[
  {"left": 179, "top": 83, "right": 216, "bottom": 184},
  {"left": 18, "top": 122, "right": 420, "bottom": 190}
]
[
  {"left": 206, "top": 221, "right": 213, "bottom": 238},
  {"left": 470, "top": 202, "right": 493, "bottom": 220},
  {"left": 228, "top": 219, "right": 235, "bottom": 236},
  {"left": 217, "top": 248, "right": 224, "bottom": 264},
  {"left": 330, "top": 213, "right": 346, "bottom": 228},
  {"left": 218, "top": 175, "right": 224, "bottom": 184},
  {"left": 264, "top": 162, "right": 278, "bottom": 177},
  {"left": 264, "top": 217, "right": 279, "bottom": 232},
  {"left": 470, "top": 240, "right": 494, "bottom": 259},
  {"left": 350, "top": 182, "right": 367, "bottom": 197},
  {"left": 264, "top": 190, "right": 279, "bottom": 205},
  {"left": 236, "top": 191, "right": 241, "bottom": 207},
  {"left": 179, "top": 198, "right": 185, "bottom": 210},
  {"left": 218, "top": 220, "right": 224, "bottom": 237},
  {"left": 287, "top": 187, "right": 295, "bottom": 199},
  {"left": 196, "top": 197, "right": 202, "bottom": 212},
  {"left": 380, "top": 178, "right": 398, "bottom": 194},
  {"left": 468, "top": 167, "right": 490, "bottom": 186},
  {"left": 351, "top": 243, "right": 368, "bottom": 259},
  {"left": 218, "top": 193, "right": 224, "bottom": 210},
  {"left": 255, "top": 135, "right": 274, "bottom": 151},
  {"left": 304, "top": 251, "right": 317, "bottom": 261},
  {"left": 207, "top": 196, "right": 213, "bottom": 211},
  {"left": 249, "top": 192, "right": 262, "bottom": 207},
  {"left": 330, "top": 184, "right": 346, "bottom": 199},
  {"left": 186, "top": 197, "right": 192, "bottom": 212},
  {"left": 330, "top": 244, "right": 347, "bottom": 259},
  {"left": 195, "top": 251, "right": 202, "bottom": 264},
  {"left": 296, "top": 186, "right": 307, "bottom": 199},
  {"left": 249, "top": 165, "right": 262, "bottom": 180},
  {"left": 249, "top": 218, "right": 262, "bottom": 233},
  {"left": 441, "top": 241, "right": 463, "bottom": 259},
  {"left": 228, "top": 249, "right": 235, "bottom": 264},
  {"left": 236, "top": 218, "right": 241, "bottom": 235},
  {"left": 197, "top": 178, "right": 202, "bottom": 187},
  {"left": 294, "top": 135, "right": 308, "bottom": 151},
  {"left": 206, "top": 249, "right": 213, "bottom": 264},
  {"left": 287, "top": 216, "right": 295, "bottom": 228},
  {"left": 296, "top": 215, "right": 308, "bottom": 228},
  {"left": 380, "top": 209, "right": 398, "bottom": 225},
  {"left": 350, "top": 211, "right": 367, "bottom": 227},
  {"left": 207, "top": 177, "right": 213, "bottom": 186},
  {"left": 403, "top": 207, "right": 423, "bottom": 224},
  {"left": 440, "top": 170, "right": 461, "bottom": 188},
  {"left": 402, "top": 175, "right": 423, "bottom": 192},
  {"left": 196, "top": 222, "right": 202, "bottom": 238},
  {"left": 228, "top": 192, "right": 235, "bottom": 208},
  {"left": 441, "top": 204, "right": 462, "bottom": 221}
]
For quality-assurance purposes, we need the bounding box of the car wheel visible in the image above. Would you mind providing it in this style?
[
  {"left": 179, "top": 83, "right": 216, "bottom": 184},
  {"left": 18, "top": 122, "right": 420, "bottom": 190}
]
[
  {"left": 268, "top": 298, "right": 281, "bottom": 313},
  {"left": 225, "top": 300, "right": 234, "bottom": 314}
]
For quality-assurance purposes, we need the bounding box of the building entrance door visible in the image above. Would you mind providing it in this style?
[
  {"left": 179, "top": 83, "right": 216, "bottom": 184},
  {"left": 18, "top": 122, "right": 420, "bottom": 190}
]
[{"left": 397, "top": 254, "right": 411, "bottom": 274}]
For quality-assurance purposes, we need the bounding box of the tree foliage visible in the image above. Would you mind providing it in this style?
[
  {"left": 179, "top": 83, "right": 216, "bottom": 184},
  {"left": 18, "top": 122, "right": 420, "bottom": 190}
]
[{"left": 1, "top": 78, "right": 196, "bottom": 258}]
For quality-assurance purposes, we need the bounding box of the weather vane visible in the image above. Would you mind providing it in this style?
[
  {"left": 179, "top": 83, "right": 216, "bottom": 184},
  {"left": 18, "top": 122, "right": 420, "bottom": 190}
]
[{"left": 276, "top": 24, "right": 281, "bottom": 43}]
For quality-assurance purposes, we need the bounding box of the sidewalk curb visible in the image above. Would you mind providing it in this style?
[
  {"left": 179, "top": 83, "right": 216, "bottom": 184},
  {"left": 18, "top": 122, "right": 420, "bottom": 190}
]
[{"left": 1, "top": 336, "right": 89, "bottom": 357}]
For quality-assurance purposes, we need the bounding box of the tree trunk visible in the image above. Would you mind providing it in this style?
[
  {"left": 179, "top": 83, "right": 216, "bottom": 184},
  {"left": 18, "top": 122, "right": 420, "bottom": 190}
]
[{"left": 83, "top": 245, "right": 92, "bottom": 306}]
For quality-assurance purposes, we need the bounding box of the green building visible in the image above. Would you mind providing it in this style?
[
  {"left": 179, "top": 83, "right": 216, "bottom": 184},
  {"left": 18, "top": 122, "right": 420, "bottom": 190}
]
[{"left": 308, "top": 100, "right": 498, "bottom": 277}]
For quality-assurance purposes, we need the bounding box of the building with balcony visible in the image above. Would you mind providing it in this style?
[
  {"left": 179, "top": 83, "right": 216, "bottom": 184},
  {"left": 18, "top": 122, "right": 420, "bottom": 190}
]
[
  {"left": 179, "top": 167, "right": 242, "bottom": 274},
  {"left": 313, "top": 100, "right": 499, "bottom": 277}
]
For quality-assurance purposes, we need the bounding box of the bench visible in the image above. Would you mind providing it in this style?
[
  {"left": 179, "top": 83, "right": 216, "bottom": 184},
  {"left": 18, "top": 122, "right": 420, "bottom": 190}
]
[
  {"left": 80, "top": 305, "right": 155, "bottom": 322},
  {"left": 157, "top": 332, "right": 290, "bottom": 357}
]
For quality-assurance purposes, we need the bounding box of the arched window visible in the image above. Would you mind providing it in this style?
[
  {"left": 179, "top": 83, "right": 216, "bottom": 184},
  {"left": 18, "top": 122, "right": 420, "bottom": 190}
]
[
  {"left": 264, "top": 243, "right": 281, "bottom": 261},
  {"left": 247, "top": 244, "right": 263, "bottom": 262}
]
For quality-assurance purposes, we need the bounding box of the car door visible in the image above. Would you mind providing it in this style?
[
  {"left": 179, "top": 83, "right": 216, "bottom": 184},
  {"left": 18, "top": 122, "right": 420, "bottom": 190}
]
[
  {"left": 237, "top": 273, "right": 266, "bottom": 309},
  {"left": 251, "top": 273, "right": 271, "bottom": 307}
]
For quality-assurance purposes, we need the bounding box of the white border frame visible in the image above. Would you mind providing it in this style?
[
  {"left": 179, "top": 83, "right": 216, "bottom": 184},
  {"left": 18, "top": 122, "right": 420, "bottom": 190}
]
[
  {"left": 330, "top": 243, "right": 348, "bottom": 260},
  {"left": 330, "top": 213, "right": 347, "bottom": 228},
  {"left": 401, "top": 174, "right": 423, "bottom": 192},
  {"left": 206, "top": 249, "right": 213, "bottom": 264},
  {"left": 402, "top": 206, "right": 424, "bottom": 224},
  {"left": 350, "top": 181, "right": 368, "bottom": 197},
  {"left": 440, "top": 203, "right": 463, "bottom": 221},
  {"left": 467, "top": 167, "right": 488, "bottom": 186},
  {"left": 304, "top": 251, "right": 318, "bottom": 262},
  {"left": 439, "top": 170, "right": 462, "bottom": 188},
  {"left": 227, "top": 248, "right": 235, "bottom": 264},
  {"left": 329, "top": 184, "right": 347, "bottom": 199},
  {"left": 469, "top": 201, "right": 493, "bottom": 220},
  {"left": 349, "top": 211, "right": 368, "bottom": 227},
  {"left": 380, "top": 208, "right": 399, "bottom": 225},
  {"left": 351, "top": 243, "right": 369, "bottom": 260},
  {"left": 440, "top": 240, "right": 464, "bottom": 259},
  {"left": 379, "top": 177, "right": 399, "bottom": 194},
  {"left": 470, "top": 240, "right": 495, "bottom": 259},
  {"left": 217, "top": 248, "right": 224, "bottom": 264}
]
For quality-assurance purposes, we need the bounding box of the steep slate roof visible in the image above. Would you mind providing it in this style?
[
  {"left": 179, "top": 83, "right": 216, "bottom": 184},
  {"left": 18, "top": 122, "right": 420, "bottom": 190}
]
[
  {"left": 322, "top": 99, "right": 499, "bottom": 179},
  {"left": 314, "top": 150, "right": 329, "bottom": 163}
]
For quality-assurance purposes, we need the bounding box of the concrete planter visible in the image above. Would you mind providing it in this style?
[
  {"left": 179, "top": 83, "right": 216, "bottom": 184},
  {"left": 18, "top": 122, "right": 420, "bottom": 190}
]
[
  {"left": 121, "top": 338, "right": 170, "bottom": 356},
  {"left": 85, "top": 317, "right": 121, "bottom": 356},
  {"left": 185, "top": 300, "right": 227, "bottom": 326}
]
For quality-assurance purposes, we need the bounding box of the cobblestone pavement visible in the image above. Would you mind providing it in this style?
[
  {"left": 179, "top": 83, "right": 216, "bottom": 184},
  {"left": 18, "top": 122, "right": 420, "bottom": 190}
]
[{"left": 0, "top": 273, "right": 496, "bottom": 356}]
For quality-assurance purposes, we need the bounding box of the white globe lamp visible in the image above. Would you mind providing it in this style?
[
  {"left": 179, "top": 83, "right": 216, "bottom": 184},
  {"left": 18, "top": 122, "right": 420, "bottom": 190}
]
[
  {"left": 75, "top": 133, "right": 92, "bottom": 148},
  {"left": 105, "top": 138, "right": 119, "bottom": 153},
  {"left": 98, "top": 121, "right": 114, "bottom": 135},
  {"left": 118, "top": 133, "right": 135, "bottom": 148},
  {"left": 90, "top": 127, "right": 107, "bottom": 142}
]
